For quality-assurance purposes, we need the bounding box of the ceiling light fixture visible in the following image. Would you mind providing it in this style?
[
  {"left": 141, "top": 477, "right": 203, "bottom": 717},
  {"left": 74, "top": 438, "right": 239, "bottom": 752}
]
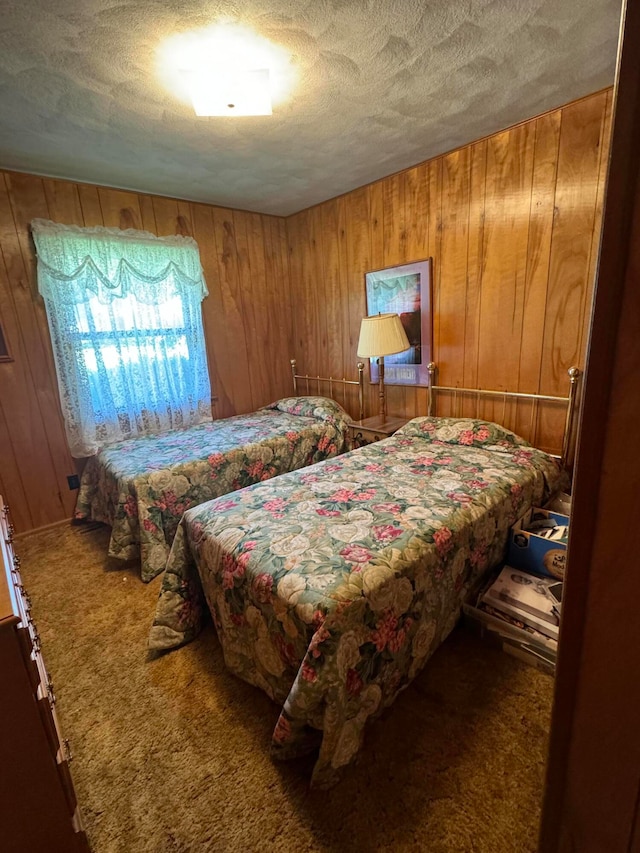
[
  {"left": 180, "top": 67, "right": 272, "bottom": 117},
  {"left": 158, "top": 23, "right": 294, "bottom": 118}
]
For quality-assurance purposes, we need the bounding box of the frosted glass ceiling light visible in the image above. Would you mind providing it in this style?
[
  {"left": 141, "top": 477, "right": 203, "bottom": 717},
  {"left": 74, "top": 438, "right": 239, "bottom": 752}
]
[
  {"left": 181, "top": 68, "right": 272, "bottom": 117},
  {"left": 158, "top": 23, "right": 295, "bottom": 117}
]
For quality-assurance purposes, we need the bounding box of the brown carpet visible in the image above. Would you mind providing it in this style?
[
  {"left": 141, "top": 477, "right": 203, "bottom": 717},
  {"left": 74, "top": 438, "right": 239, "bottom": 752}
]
[{"left": 17, "top": 523, "right": 553, "bottom": 853}]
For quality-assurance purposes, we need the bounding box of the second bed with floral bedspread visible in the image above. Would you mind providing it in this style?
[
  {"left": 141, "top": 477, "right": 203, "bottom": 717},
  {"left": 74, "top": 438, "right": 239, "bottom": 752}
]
[
  {"left": 149, "top": 417, "right": 563, "bottom": 786},
  {"left": 75, "top": 397, "right": 349, "bottom": 581}
]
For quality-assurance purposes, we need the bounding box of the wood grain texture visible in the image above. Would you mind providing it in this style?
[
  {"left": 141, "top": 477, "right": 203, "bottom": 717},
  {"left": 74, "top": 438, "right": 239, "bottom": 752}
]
[
  {"left": 0, "top": 175, "right": 292, "bottom": 531},
  {"left": 287, "top": 90, "right": 612, "bottom": 454},
  {"left": 0, "top": 90, "right": 612, "bottom": 531},
  {"left": 0, "top": 173, "right": 75, "bottom": 527},
  {"left": 537, "top": 91, "right": 610, "bottom": 451}
]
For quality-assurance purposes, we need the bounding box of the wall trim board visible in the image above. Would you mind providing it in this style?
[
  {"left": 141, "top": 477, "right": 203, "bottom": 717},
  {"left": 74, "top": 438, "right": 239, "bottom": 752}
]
[
  {"left": 0, "top": 169, "right": 287, "bottom": 221},
  {"left": 14, "top": 516, "right": 73, "bottom": 539}
]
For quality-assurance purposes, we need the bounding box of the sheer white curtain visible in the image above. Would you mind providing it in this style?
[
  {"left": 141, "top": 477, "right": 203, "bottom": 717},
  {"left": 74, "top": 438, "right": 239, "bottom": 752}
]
[{"left": 32, "top": 219, "right": 212, "bottom": 457}]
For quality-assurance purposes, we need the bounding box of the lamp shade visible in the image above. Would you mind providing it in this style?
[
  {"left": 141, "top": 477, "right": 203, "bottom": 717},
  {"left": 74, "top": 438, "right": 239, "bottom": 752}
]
[{"left": 357, "top": 313, "right": 410, "bottom": 358}]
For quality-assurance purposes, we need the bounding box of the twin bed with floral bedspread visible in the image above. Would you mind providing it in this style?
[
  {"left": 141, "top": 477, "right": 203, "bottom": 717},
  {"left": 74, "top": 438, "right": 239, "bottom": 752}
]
[
  {"left": 75, "top": 397, "right": 350, "bottom": 582},
  {"left": 148, "top": 417, "right": 563, "bottom": 786}
]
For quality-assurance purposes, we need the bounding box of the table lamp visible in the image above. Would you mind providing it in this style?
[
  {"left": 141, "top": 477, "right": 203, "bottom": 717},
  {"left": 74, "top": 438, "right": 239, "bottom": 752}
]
[{"left": 357, "top": 313, "right": 410, "bottom": 420}]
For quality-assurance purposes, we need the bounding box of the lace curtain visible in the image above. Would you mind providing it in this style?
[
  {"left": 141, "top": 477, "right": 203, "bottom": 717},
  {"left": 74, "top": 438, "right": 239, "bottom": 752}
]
[{"left": 32, "top": 219, "right": 212, "bottom": 457}]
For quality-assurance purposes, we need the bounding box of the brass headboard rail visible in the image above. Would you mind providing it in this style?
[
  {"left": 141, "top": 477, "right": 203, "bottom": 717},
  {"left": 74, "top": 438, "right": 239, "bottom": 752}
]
[
  {"left": 291, "top": 359, "right": 365, "bottom": 421},
  {"left": 426, "top": 362, "right": 582, "bottom": 470}
]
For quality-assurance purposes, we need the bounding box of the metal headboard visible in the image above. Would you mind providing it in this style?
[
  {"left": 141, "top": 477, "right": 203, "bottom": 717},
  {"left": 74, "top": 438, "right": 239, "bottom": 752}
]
[
  {"left": 291, "top": 359, "right": 365, "bottom": 421},
  {"left": 426, "top": 362, "right": 582, "bottom": 470}
]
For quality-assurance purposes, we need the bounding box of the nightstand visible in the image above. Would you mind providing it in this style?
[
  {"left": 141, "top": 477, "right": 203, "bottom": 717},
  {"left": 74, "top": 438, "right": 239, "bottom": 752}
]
[{"left": 347, "top": 415, "right": 410, "bottom": 449}]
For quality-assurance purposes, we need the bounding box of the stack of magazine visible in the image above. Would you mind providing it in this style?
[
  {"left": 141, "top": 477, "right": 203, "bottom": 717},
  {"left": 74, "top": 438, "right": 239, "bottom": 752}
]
[{"left": 478, "top": 566, "right": 562, "bottom": 654}]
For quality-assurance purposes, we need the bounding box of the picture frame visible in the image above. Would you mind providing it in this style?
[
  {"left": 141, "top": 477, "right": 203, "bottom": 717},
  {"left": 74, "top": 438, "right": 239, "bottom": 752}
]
[{"left": 364, "top": 257, "right": 433, "bottom": 386}]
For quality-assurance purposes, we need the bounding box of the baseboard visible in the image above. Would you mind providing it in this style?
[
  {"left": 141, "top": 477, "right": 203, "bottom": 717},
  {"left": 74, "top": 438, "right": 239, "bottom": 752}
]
[{"left": 14, "top": 517, "right": 73, "bottom": 539}]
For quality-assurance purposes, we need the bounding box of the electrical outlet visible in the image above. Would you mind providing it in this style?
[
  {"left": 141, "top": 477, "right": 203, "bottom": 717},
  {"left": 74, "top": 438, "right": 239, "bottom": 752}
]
[{"left": 67, "top": 474, "right": 80, "bottom": 490}]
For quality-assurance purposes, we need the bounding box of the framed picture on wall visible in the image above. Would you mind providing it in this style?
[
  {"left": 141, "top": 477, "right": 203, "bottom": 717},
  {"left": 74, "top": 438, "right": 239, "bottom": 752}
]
[{"left": 364, "top": 257, "right": 433, "bottom": 386}]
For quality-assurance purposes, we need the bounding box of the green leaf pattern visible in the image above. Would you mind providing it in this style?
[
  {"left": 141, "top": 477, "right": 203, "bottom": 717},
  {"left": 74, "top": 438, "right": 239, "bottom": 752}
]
[
  {"left": 75, "top": 400, "right": 349, "bottom": 581},
  {"left": 149, "top": 425, "right": 562, "bottom": 787}
]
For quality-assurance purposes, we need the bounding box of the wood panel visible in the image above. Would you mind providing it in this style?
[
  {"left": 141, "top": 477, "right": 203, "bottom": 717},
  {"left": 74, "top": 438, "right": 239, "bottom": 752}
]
[
  {"left": 439, "top": 146, "right": 472, "bottom": 394},
  {"left": 0, "top": 89, "right": 612, "bottom": 532},
  {"left": 514, "top": 111, "right": 561, "bottom": 439},
  {"left": 190, "top": 203, "right": 231, "bottom": 418},
  {"left": 343, "top": 186, "right": 378, "bottom": 417},
  {"left": 0, "top": 174, "right": 292, "bottom": 531},
  {"left": 477, "top": 122, "right": 536, "bottom": 426},
  {"left": 537, "top": 91, "right": 611, "bottom": 450},
  {"left": 287, "top": 89, "right": 612, "bottom": 453},
  {"left": 0, "top": 174, "right": 76, "bottom": 527}
]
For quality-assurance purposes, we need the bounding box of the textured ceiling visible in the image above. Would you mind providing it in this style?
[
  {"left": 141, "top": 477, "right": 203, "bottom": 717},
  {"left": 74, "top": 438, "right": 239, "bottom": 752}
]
[{"left": 0, "top": 0, "right": 623, "bottom": 216}]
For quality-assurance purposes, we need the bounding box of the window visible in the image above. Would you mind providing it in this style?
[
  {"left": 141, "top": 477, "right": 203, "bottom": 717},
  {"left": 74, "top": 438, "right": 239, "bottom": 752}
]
[{"left": 32, "top": 219, "right": 211, "bottom": 457}]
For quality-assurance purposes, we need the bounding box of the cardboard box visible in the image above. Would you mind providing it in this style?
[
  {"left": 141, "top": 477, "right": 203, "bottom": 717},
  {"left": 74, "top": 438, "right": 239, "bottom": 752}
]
[{"left": 507, "top": 507, "right": 569, "bottom": 579}]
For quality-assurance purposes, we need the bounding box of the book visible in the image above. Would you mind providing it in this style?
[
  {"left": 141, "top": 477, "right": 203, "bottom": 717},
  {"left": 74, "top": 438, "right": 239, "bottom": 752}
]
[
  {"left": 481, "top": 594, "right": 559, "bottom": 640},
  {"left": 478, "top": 602, "right": 558, "bottom": 651}
]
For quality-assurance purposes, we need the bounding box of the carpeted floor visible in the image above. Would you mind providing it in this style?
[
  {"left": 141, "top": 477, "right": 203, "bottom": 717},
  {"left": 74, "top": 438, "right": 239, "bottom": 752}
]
[{"left": 17, "top": 523, "right": 554, "bottom": 853}]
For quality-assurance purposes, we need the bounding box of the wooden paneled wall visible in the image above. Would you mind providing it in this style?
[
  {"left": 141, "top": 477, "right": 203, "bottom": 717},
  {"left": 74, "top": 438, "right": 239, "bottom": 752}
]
[
  {"left": 0, "top": 173, "right": 292, "bottom": 532},
  {"left": 287, "top": 89, "right": 613, "bottom": 454},
  {"left": 0, "top": 89, "right": 613, "bottom": 532}
]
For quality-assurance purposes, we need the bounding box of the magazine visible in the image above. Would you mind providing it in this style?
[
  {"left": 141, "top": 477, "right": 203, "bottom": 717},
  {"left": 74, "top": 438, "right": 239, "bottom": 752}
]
[
  {"left": 482, "top": 566, "right": 562, "bottom": 640},
  {"left": 478, "top": 602, "right": 558, "bottom": 649}
]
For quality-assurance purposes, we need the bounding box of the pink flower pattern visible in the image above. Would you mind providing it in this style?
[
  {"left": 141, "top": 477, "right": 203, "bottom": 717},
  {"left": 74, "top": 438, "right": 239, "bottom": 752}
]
[
  {"left": 331, "top": 488, "right": 356, "bottom": 503},
  {"left": 467, "top": 479, "right": 488, "bottom": 490},
  {"left": 246, "top": 460, "right": 265, "bottom": 479},
  {"left": 301, "top": 661, "right": 318, "bottom": 682},
  {"left": 433, "top": 526, "right": 453, "bottom": 556},
  {"left": 372, "top": 502, "right": 402, "bottom": 514},
  {"left": 123, "top": 495, "right": 138, "bottom": 517},
  {"left": 373, "top": 524, "right": 403, "bottom": 543},
  {"left": 263, "top": 498, "right": 286, "bottom": 513},
  {"left": 340, "top": 544, "right": 373, "bottom": 563},
  {"left": 371, "top": 611, "right": 414, "bottom": 653},
  {"left": 213, "top": 498, "right": 238, "bottom": 512},
  {"left": 459, "top": 430, "right": 475, "bottom": 445},
  {"left": 448, "top": 491, "right": 474, "bottom": 506},
  {"left": 221, "top": 552, "right": 245, "bottom": 589},
  {"left": 148, "top": 414, "right": 563, "bottom": 785},
  {"left": 252, "top": 572, "right": 273, "bottom": 603},
  {"left": 75, "top": 403, "right": 349, "bottom": 582},
  {"left": 272, "top": 714, "right": 292, "bottom": 744}
]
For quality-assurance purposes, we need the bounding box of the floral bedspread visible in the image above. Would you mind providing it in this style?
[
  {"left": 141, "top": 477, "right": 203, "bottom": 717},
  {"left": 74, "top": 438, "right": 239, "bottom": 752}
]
[
  {"left": 75, "top": 397, "right": 350, "bottom": 582},
  {"left": 149, "top": 418, "right": 562, "bottom": 786}
]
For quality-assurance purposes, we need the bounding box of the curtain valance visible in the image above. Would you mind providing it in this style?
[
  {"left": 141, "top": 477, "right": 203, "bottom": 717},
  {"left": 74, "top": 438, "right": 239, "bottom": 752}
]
[
  {"left": 32, "top": 219, "right": 211, "bottom": 456},
  {"left": 31, "top": 219, "right": 208, "bottom": 305}
]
